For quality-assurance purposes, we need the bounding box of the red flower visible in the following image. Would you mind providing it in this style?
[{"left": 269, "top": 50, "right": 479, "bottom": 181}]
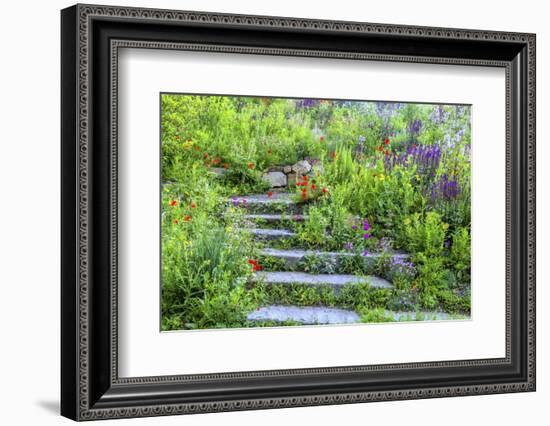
[
  {"left": 412, "top": 144, "right": 417, "bottom": 149},
  {"left": 191, "top": 202, "right": 196, "bottom": 208},
  {"left": 212, "top": 158, "right": 221, "bottom": 165},
  {"left": 302, "top": 175, "right": 308, "bottom": 181},
  {"left": 184, "top": 215, "right": 191, "bottom": 221},
  {"left": 204, "top": 153, "right": 209, "bottom": 159},
  {"left": 320, "top": 136, "right": 325, "bottom": 142},
  {"left": 173, "top": 219, "right": 179, "bottom": 224},
  {"left": 267, "top": 191, "right": 273, "bottom": 198},
  {"left": 311, "top": 184, "right": 317, "bottom": 190},
  {"left": 384, "top": 138, "right": 390, "bottom": 145},
  {"left": 248, "top": 259, "right": 262, "bottom": 271},
  {"left": 322, "top": 188, "right": 328, "bottom": 194},
  {"left": 385, "top": 149, "right": 390, "bottom": 156},
  {"left": 247, "top": 163, "right": 255, "bottom": 169},
  {"left": 169, "top": 200, "right": 177, "bottom": 207}
]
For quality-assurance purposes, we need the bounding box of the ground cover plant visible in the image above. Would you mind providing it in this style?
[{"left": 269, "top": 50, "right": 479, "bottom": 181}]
[{"left": 161, "top": 94, "right": 471, "bottom": 331}]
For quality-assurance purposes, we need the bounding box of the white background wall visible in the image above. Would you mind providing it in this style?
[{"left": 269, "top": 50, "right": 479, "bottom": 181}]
[{"left": 0, "top": 0, "right": 547, "bottom": 424}]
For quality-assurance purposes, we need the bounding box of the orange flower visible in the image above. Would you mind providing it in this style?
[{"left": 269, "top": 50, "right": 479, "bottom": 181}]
[
  {"left": 203, "top": 153, "right": 209, "bottom": 159},
  {"left": 247, "top": 163, "right": 255, "bottom": 169},
  {"left": 330, "top": 151, "right": 337, "bottom": 159},
  {"left": 212, "top": 158, "right": 221, "bottom": 165},
  {"left": 320, "top": 136, "right": 325, "bottom": 142},
  {"left": 173, "top": 219, "right": 179, "bottom": 224},
  {"left": 191, "top": 202, "right": 196, "bottom": 208},
  {"left": 223, "top": 163, "right": 229, "bottom": 169},
  {"left": 184, "top": 215, "right": 191, "bottom": 221},
  {"left": 267, "top": 191, "right": 273, "bottom": 198},
  {"left": 175, "top": 135, "right": 181, "bottom": 140},
  {"left": 169, "top": 200, "right": 177, "bottom": 207}
]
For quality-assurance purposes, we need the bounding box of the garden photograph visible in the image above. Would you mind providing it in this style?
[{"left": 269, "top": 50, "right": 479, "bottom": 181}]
[{"left": 160, "top": 94, "right": 472, "bottom": 331}]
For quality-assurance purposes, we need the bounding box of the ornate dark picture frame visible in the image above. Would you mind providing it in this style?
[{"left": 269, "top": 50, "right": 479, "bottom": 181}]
[{"left": 61, "top": 3, "right": 536, "bottom": 421}]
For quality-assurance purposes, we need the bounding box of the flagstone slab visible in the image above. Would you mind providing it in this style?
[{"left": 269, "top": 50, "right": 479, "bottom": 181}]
[
  {"left": 247, "top": 305, "right": 360, "bottom": 324},
  {"left": 247, "top": 228, "right": 295, "bottom": 240},
  {"left": 243, "top": 214, "right": 307, "bottom": 222},
  {"left": 253, "top": 271, "right": 392, "bottom": 290},
  {"left": 259, "top": 247, "right": 409, "bottom": 267}
]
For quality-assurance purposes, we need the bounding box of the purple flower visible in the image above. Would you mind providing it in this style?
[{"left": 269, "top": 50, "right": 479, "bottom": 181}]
[
  {"left": 408, "top": 118, "right": 423, "bottom": 136},
  {"left": 362, "top": 250, "right": 369, "bottom": 257},
  {"left": 344, "top": 242, "right": 354, "bottom": 251},
  {"left": 352, "top": 225, "right": 357, "bottom": 230},
  {"left": 363, "top": 219, "right": 370, "bottom": 231},
  {"left": 231, "top": 198, "right": 239, "bottom": 207},
  {"left": 364, "top": 233, "right": 370, "bottom": 239}
]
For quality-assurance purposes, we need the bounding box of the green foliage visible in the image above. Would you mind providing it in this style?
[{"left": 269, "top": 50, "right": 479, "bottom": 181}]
[{"left": 160, "top": 94, "right": 472, "bottom": 329}]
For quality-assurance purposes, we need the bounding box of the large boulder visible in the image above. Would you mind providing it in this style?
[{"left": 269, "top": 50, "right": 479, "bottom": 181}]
[
  {"left": 291, "top": 160, "right": 312, "bottom": 175},
  {"left": 262, "top": 171, "right": 287, "bottom": 188}
]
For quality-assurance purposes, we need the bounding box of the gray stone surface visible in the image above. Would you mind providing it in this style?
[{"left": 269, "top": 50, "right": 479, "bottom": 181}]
[
  {"left": 208, "top": 167, "right": 228, "bottom": 176},
  {"left": 247, "top": 228, "right": 295, "bottom": 240},
  {"left": 247, "top": 305, "right": 360, "bottom": 324},
  {"left": 386, "top": 310, "right": 468, "bottom": 321},
  {"left": 243, "top": 214, "right": 307, "bottom": 223},
  {"left": 253, "top": 271, "right": 392, "bottom": 289},
  {"left": 259, "top": 248, "right": 408, "bottom": 267},
  {"left": 291, "top": 160, "right": 312, "bottom": 175},
  {"left": 262, "top": 171, "right": 287, "bottom": 188},
  {"left": 283, "top": 165, "right": 292, "bottom": 174},
  {"left": 229, "top": 193, "right": 293, "bottom": 205}
]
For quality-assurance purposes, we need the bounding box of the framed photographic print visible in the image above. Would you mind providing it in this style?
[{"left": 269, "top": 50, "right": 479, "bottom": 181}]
[{"left": 61, "top": 4, "right": 536, "bottom": 421}]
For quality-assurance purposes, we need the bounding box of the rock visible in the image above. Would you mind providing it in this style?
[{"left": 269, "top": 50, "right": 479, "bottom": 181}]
[
  {"left": 268, "top": 165, "right": 284, "bottom": 173},
  {"left": 262, "top": 171, "right": 287, "bottom": 188},
  {"left": 291, "top": 160, "right": 312, "bottom": 175},
  {"left": 247, "top": 305, "right": 360, "bottom": 325},
  {"left": 209, "top": 167, "right": 227, "bottom": 176},
  {"left": 252, "top": 271, "right": 393, "bottom": 291},
  {"left": 283, "top": 165, "right": 292, "bottom": 174}
]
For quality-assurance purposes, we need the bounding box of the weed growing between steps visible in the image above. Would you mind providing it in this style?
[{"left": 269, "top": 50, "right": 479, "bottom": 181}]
[{"left": 161, "top": 95, "right": 471, "bottom": 330}]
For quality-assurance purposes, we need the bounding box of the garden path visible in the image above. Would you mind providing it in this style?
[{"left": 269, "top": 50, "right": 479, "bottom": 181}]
[{"left": 230, "top": 192, "right": 452, "bottom": 325}]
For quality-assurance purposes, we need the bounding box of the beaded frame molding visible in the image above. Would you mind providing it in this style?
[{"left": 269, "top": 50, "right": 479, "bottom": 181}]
[{"left": 61, "top": 3, "right": 536, "bottom": 421}]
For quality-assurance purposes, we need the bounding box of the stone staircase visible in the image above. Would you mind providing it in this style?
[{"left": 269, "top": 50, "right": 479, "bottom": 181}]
[{"left": 229, "top": 192, "right": 453, "bottom": 325}]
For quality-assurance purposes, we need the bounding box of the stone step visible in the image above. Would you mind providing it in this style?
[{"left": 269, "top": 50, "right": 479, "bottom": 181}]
[
  {"left": 228, "top": 193, "right": 299, "bottom": 213},
  {"left": 243, "top": 213, "right": 307, "bottom": 223},
  {"left": 247, "top": 305, "right": 464, "bottom": 325},
  {"left": 259, "top": 248, "right": 409, "bottom": 268},
  {"left": 386, "top": 310, "right": 467, "bottom": 321},
  {"left": 247, "top": 305, "right": 360, "bottom": 325},
  {"left": 252, "top": 271, "right": 392, "bottom": 290},
  {"left": 246, "top": 228, "right": 296, "bottom": 240}
]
